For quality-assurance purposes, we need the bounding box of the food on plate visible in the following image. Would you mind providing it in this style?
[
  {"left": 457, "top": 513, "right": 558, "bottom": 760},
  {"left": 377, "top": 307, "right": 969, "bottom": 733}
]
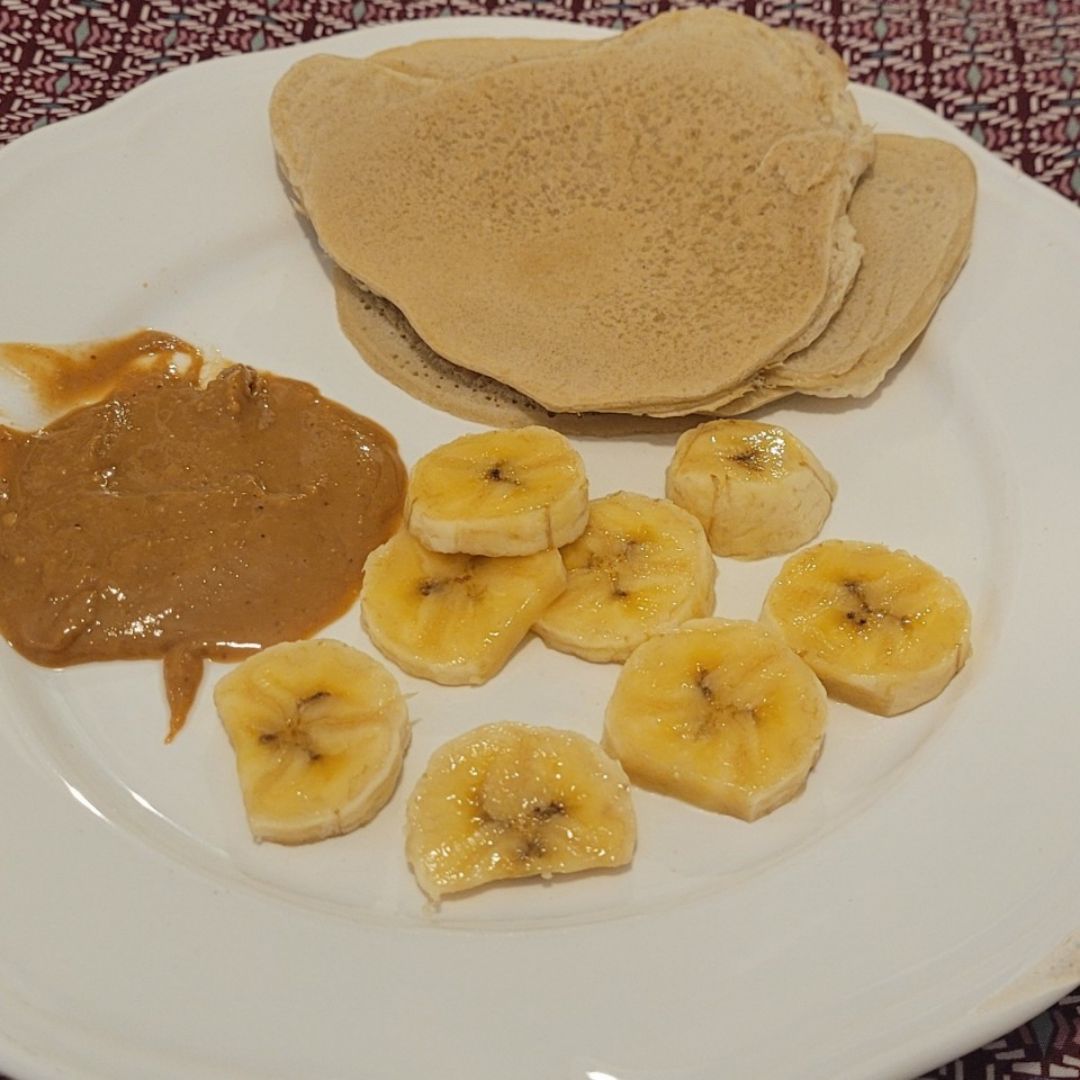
[
  {"left": 0, "top": 331, "right": 405, "bottom": 738},
  {"left": 270, "top": 9, "right": 873, "bottom": 416},
  {"left": 332, "top": 130, "right": 975, "bottom": 422},
  {"left": 761, "top": 135, "right": 977, "bottom": 399},
  {"left": 0, "top": 328, "right": 196, "bottom": 417},
  {"left": 359, "top": 529, "right": 566, "bottom": 685},
  {"left": 273, "top": 19, "right": 977, "bottom": 425},
  {"left": 369, "top": 35, "right": 579, "bottom": 80},
  {"left": 405, "top": 721, "right": 636, "bottom": 899},
  {"left": 708, "top": 134, "right": 978, "bottom": 411},
  {"left": 760, "top": 540, "right": 972, "bottom": 715},
  {"left": 330, "top": 269, "right": 705, "bottom": 434},
  {"left": 665, "top": 419, "right": 836, "bottom": 559},
  {"left": 404, "top": 425, "right": 588, "bottom": 556},
  {"left": 533, "top": 491, "right": 716, "bottom": 662},
  {"left": 214, "top": 639, "right": 410, "bottom": 844},
  {"left": 603, "top": 618, "right": 828, "bottom": 820}
]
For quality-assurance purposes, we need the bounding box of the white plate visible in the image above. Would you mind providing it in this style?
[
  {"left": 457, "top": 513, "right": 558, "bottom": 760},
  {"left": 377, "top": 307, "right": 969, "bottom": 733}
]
[{"left": 1, "top": 17, "right": 1079, "bottom": 1080}]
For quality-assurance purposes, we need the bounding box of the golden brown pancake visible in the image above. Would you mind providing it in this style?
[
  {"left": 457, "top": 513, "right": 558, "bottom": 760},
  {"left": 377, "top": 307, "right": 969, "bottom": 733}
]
[
  {"left": 763, "top": 134, "right": 976, "bottom": 398},
  {"left": 331, "top": 131, "right": 975, "bottom": 422},
  {"left": 369, "top": 36, "right": 581, "bottom": 79},
  {"left": 331, "top": 267, "right": 702, "bottom": 434},
  {"left": 663, "top": 136, "right": 976, "bottom": 412},
  {"left": 275, "top": 25, "right": 973, "bottom": 423},
  {"left": 271, "top": 9, "right": 873, "bottom": 414}
]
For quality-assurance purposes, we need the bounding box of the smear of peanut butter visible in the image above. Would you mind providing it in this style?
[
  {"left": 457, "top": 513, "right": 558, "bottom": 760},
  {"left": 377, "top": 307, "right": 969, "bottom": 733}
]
[{"left": 0, "top": 332, "right": 405, "bottom": 740}]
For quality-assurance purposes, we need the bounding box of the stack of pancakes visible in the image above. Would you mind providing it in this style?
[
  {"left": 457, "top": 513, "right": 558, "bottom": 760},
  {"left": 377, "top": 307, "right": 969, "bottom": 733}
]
[{"left": 270, "top": 10, "right": 976, "bottom": 433}]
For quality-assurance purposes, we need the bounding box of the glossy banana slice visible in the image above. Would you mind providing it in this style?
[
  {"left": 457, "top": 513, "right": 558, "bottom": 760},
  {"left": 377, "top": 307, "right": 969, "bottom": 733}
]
[
  {"left": 603, "top": 619, "right": 827, "bottom": 821},
  {"left": 214, "top": 639, "right": 410, "bottom": 844},
  {"left": 760, "top": 539, "right": 972, "bottom": 715},
  {"left": 405, "top": 722, "right": 636, "bottom": 900},
  {"left": 360, "top": 529, "right": 566, "bottom": 685},
  {"left": 404, "top": 425, "right": 589, "bottom": 556},
  {"left": 665, "top": 419, "right": 836, "bottom": 559},
  {"left": 533, "top": 491, "right": 716, "bottom": 662}
]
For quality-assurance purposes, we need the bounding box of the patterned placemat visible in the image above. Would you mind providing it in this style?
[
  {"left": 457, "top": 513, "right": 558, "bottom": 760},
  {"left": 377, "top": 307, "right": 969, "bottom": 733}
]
[
  {"left": 925, "top": 989, "right": 1080, "bottom": 1079},
  {"left": 0, "top": 4, "right": 1078, "bottom": 1080}
]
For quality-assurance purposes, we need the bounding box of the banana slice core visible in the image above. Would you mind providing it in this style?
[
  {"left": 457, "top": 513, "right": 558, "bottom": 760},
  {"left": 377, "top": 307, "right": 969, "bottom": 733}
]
[
  {"left": 534, "top": 490, "right": 716, "bottom": 662},
  {"left": 360, "top": 529, "right": 567, "bottom": 685},
  {"left": 214, "top": 639, "right": 410, "bottom": 844},
  {"left": 666, "top": 419, "right": 836, "bottom": 559},
  {"left": 405, "top": 425, "right": 589, "bottom": 556},
  {"left": 760, "top": 539, "right": 972, "bottom": 715},
  {"left": 405, "top": 721, "right": 636, "bottom": 900},
  {"left": 603, "top": 618, "right": 827, "bottom": 821}
]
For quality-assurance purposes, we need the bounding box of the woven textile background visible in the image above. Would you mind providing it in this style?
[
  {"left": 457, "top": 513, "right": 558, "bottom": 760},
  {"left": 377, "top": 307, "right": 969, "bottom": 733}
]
[{"left": 0, "top": 3, "right": 1079, "bottom": 1079}]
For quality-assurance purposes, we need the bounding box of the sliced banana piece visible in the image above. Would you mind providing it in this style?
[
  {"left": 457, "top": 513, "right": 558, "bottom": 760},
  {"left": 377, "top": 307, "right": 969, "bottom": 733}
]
[
  {"left": 360, "top": 529, "right": 566, "bottom": 685},
  {"left": 665, "top": 419, "right": 836, "bottom": 559},
  {"left": 213, "top": 639, "right": 410, "bottom": 844},
  {"left": 533, "top": 490, "right": 716, "bottom": 662},
  {"left": 404, "top": 424, "right": 589, "bottom": 556},
  {"left": 603, "top": 618, "right": 827, "bottom": 821},
  {"left": 405, "top": 722, "right": 636, "bottom": 900},
  {"left": 760, "top": 539, "right": 972, "bottom": 716}
]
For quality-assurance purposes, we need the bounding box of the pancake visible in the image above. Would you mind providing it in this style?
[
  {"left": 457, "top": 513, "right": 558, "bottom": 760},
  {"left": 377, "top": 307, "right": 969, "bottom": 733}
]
[
  {"left": 762, "top": 134, "right": 976, "bottom": 398},
  {"left": 668, "top": 135, "right": 976, "bottom": 412},
  {"left": 308, "top": 38, "right": 972, "bottom": 423},
  {"left": 331, "top": 132, "right": 975, "bottom": 422},
  {"left": 366, "top": 30, "right": 863, "bottom": 419},
  {"left": 271, "top": 9, "right": 873, "bottom": 414},
  {"left": 370, "top": 36, "right": 581, "bottom": 79},
  {"left": 331, "top": 266, "right": 702, "bottom": 435}
]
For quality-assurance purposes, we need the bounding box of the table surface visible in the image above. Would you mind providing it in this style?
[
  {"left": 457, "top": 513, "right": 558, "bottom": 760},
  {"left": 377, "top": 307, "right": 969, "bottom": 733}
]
[{"left": 1, "top": 3, "right": 1079, "bottom": 1079}]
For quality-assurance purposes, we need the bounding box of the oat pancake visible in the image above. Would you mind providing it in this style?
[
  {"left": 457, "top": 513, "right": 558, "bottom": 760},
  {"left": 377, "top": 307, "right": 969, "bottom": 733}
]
[
  {"left": 312, "top": 39, "right": 972, "bottom": 423},
  {"left": 365, "top": 29, "right": 866, "bottom": 419},
  {"left": 271, "top": 9, "right": 873, "bottom": 414},
  {"left": 674, "top": 136, "right": 976, "bottom": 411},
  {"left": 762, "top": 134, "right": 976, "bottom": 398},
  {"left": 331, "top": 267, "right": 702, "bottom": 434},
  {"left": 370, "top": 36, "right": 580, "bottom": 79},
  {"left": 330, "top": 133, "right": 975, "bottom": 422}
]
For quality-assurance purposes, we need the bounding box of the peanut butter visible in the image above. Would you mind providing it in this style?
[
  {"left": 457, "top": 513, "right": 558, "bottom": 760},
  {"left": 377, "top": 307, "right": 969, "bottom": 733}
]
[{"left": 0, "top": 332, "right": 406, "bottom": 739}]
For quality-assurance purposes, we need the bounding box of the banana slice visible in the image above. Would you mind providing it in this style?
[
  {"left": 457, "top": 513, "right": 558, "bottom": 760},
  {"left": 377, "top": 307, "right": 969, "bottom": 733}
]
[
  {"left": 360, "top": 529, "right": 566, "bottom": 685},
  {"left": 405, "top": 722, "right": 636, "bottom": 900},
  {"left": 665, "top": 419, "right": 836, "bottom": 559},
  {"left": 213, "top": 639, "right": 410, "bottom": 844},
  {"left": 533, "top": 490, "right": 716, "bottom": 662},
  {"left": 603, "top": 618, "right": 827, "bottom": 821},
  {"left": 760, "top": 539, "right": 972, "bottom": 716},
  {"left": 404, "top": 425, "right": 589, "bottom": 556}
]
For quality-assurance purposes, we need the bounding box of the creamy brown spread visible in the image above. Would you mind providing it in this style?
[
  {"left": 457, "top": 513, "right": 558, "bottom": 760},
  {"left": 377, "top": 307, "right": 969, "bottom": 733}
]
[{"left": 0, "top": 331, "right": 405, "bottom": 739}]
